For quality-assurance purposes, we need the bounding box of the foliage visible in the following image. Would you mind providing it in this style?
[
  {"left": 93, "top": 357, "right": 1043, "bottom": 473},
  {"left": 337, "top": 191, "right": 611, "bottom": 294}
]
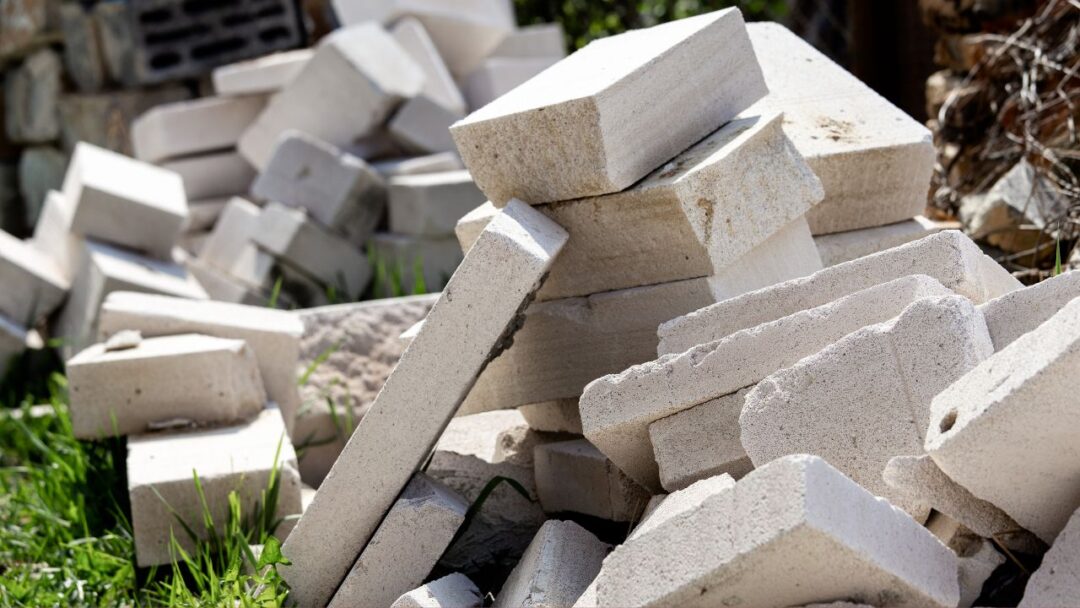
[{"left": 513, "top": 0, "right": 790, "bottom": 49}]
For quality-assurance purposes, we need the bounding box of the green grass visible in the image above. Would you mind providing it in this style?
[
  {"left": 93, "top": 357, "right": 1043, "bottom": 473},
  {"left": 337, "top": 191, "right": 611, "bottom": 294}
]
[{"left": 0, "top": 367, "right": 294, "bottom": 606}]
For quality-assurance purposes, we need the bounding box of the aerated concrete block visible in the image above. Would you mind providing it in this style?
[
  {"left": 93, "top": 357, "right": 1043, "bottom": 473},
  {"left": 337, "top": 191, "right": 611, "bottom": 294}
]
[
  {"left": 518, "top": 399, "right": 581, "bottom": 434},
  {"left": 30, "top": 190, "right": 80, "bottom": 282},
  {"left": 707, "top": 214, "right": 823, "bottom": 301},
  {"left": 68, "top": 333, "right": 267, "bottom": 439},
  {"left": 212, "top": 49, "right": 313, "bottom": 97},
  {"left": 254, "top": 202, "right": 370, "bottom": 299},
  {"left": 451, "top": 9, "right": 767, "bottom": 205},
  {"left": 650, "top": 388, "right": 754, "bottom": 491},
  {"left": 98, "top": 292, "right": 304, "bottom": 435},
  {"left": 741, "top": 23, "right": 935, "bottom": 235},
  {"left": 128, "top": 406, "right": 302, "bottom": 567},
  {"left": 883, "top": 455, "right": 1040, "bottom": 552},
  {"left": 388, "top": 170, "right": 486, "bottom": 237},
  {"left": 132, "top": 95, "right": 267, "bottom": 164},
  {"left": 251, "top": 131, "right": 387, "bottom": 243},
  {"left": 492, "top": 24, "right": 566, "bottom": 59},
  {"left": 196, "top": 197, "right": 270, "bottom": 285},
  {"left": 0, "top": 229, "right": 68, "bottom": 325},
  {"left": 160, "top": 151, "right": 256, "bottom": 202},
  {"left": 494, "top": 520, "right": 611, "bottom": 608},
  {"left": 279, "top": 200, "right": 567, "bottom": 607},
  {"left": 814, "top": 216, "right": 957, "bottom": 267},
  {"left": 1019, "top": 505, "right": 1080, "bottom": 607},
  {"left": 389, "top": 95, "right": 464, "bottom": 154},
  {"left": 741, "top": 296, "right": 993, "bottom": 519},
  {"left": 328, "top": 474, "right": 467, "bottom": 608},
  {"left": 463, "top": 277, "right": 714, "bottom": 415},
  {"left": 186, "top": 197, "right": 229, "bottom": 234},
  {"left": 374, "top": 152, "right": 464, "bottom": 178},
  {"left": 926, "top": 296, "right": 1080, "bottom": 543},
  {"left": 582, "top": 274, "right": 953, "bottom": 490},
  {"left": 978, "top": 269, "right": 1080, "bottom": 351},
  {"left": 371, "top": 233, "right": 463, "bottom": 293},
  {"left": 596, "top": 455, "right": 959, "bottom": 608},
  {"left": 462, "top": 57, "right": 560, "bottom": 111},
  {"left": 62, "top": 142, "right": 188, "bottom": 260},
  {"left": 239, "top": 23, "right": 424, "bottom": 169},
  {"left": 391, "top": 17, "right": 467, "bottom": 116},
  {"left": 54, "top": 240, "right": 209, "bottom": 358},
  {"left": 534, "top": 439, "right": 649, "bottom": 522},
  {"left": 628, "top": 475, "right": 735, "bottom": 542},
  {"left": 659, "top": 231, "right": 1021, "bottom": 355},
  {"left": 185, "top": 258, "right": 271, "bottom": 306},
  {"left": 392, "top": 573, "right": 481, "bottom": 608}
]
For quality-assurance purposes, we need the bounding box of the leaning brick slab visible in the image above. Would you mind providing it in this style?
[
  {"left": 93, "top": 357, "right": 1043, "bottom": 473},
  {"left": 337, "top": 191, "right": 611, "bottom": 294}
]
[
  {"left": 627, "top": 474, "right": 735, "bottom": 542},
  {"left": 212, "top": 49, "right": 314, "bottom": 97},
  {"left": 493, "top": 520, "right": 611, "bottom": 608},
  {"left": 98, "top": 292, "right": 304, "bottom": 435},
  {"left": 926, "top": 296, "right": 1080, "bottom": 543},
  {"left": 596, "top": 455, "right": 959, "bottom": 608},
  {"left": 1019, "top": 505, "right": 1080, "bottom": 607},
  {"left": 391, "top": 573, "right": 482, "bottom": 608},
  {"left": 741, "top": 23, "right": 935, "bottom": 235},
  {"left": 658, "top": 231, "right": 1020, "bottom": 355},
  {"left": 978, "top": 269, "right": 1080, "bottom": 351},
  {"left": 131, "top": 95, "right": 267, "bottom": 164},
  {"left": 451, "top": 9, "right": 767, "bottom": 206},
  {"left": 0, "top": 229, "right": 69, "bottom": 325},
  {"left": 581, "top": 274, "right": 952, "bottom": 490},
  {"left": 279, "top": 200, "right": 567, "bottom": 606},
  {"left": 741, "top": 296, "right": 993, "bottom": 518},
  {"left": 328, "top": 474, "right": 467, "bottom": 608}
]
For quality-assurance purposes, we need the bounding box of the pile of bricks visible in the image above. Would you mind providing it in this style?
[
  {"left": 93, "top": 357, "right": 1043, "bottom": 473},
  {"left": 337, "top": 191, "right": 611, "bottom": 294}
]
[{"left": 6, "top": 1, "right": 1080, "bottom": 607}]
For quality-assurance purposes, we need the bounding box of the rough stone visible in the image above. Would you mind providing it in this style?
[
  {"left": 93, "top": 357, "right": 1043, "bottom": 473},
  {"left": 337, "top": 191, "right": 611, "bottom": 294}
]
[
  {"left": 392, "top": 573, "right": 482, "bottom": 608},
  {"left": 251, "top": 131, "right": 386, "bottom": 243},
  {"left": 388, "top": 170, "right": 486, "bottom": 237},
  {"left": 370, "top": 232, "right": 462, "bottom": 293},
  {"left": 128, "top": 406, "right": 302, "bottom": 567},
  {"left": 212, "top": 49, "right": 313, "bottom": 97},
  {"left": 0, "top": 0, "right": 53, "bottom": 58},
  {"left": 1019, "top": 505, "right": 1080, "bottom": 607},
  {"left": 517, "top": 399, "right": 581, "bottom": 434},
  {"left": 658, "top": 231, "right": 1021, "bottom": 355},
  {"left": 390, "top": 17, "right": 467, "bottom": 116},
  {"left": 279, "top": 200, "right": 567, "bottom": 607},
  {"left": 98, "top": 292, "right": 304, "bottom": 435},
  {"left": 68, "top": 333, "right": 267, "bottom": 439},
  {"left": 4, "top": 48, "right": 60, "bottom": 143},
  {"left": 959, "top": 160, "right": 1067, "bottom": 253},
  {"left": 0, "top": 228, "right": 68, "bottom": 325},
  {"left": 161, "top": 151, "right": 256, "bottom": 202},
  {"left": 92, "top": 2, "right": 136, "bottom": 86},
  {"left": 239, "top": 23, "right": 424, "bottom": 170},
  {"left": 494, "top": 520, "right": 611, "bottom": 608},
  {"left": 451, "top": 9, "right": 767, "bottom": 206},
  {"left": 582, "top": 274, "right": 953, "bottom": 490},
  {"left": 741, "top": 296, "right": 993, "bottom": 519},
  {"left": 132, "top": 95, "right": 267, "bottom": 164},
  {"left": 16, "top": 145, "right": 66, "bottom": 226},
  {"left": 62, "top": 142, "right": 188, "bottom": 260},
  {"left": 926, "top": 296, "right": 1080, "bottom": 543},
  {"left": 533, "top": 439, "right": 649, "bottom": 522},
  {"left": 328, "top": 474, "right": 467, "bottom": 608},
  {"left": 741, "top": 23, "right": 935, "bottom": 235},
  {"left": 595, "top": 455, "right": 959, "bottom": 608},
  {"left": 814, "top": 216, "right": 958, "bottom": 267},
  {"left": 978, "top": 269, "right": 1080, "bottom": 351},
  {"left": 59, "top": 3, "right": 104, "bottom": 93}
]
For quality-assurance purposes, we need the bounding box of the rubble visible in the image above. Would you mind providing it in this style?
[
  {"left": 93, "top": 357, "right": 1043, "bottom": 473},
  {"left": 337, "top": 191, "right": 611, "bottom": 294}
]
[{"left": 493, "top": 520, "right": 610, "bottom": 608}]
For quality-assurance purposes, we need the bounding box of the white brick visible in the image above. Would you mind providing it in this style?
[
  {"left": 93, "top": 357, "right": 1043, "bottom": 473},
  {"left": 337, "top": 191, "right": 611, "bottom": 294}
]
[
  {"left": 186, "top": 197, "right": 229, "bottom": 233},
  {"left": 1019, "top": 506, "right": 1080, "bottom": 607},
  {"left": 62, "top": 142, "right": 188, "bottom": 260},
  {"left": 239, "top": 23, "right": 424, "bottom": 169},
  {"left": 650, "top": 389, "right": 754, "bottom": 492},
  {"left": 707, "top": 214, "right": 822, "bottom": 301},
  {"left": 212, "top": 49, "right": 313, "bottom": 97},
  {"left": 957, "top": 537, "right": 1005, "bottom": 608},
  {"left": 132, "top": 96, "right": 267, "bottom": 164},
  {"left": 462, "top": 57, "right": 559, "bottom": 111},
  {"left": 391, "top": 17, "right": 467, "bottom": 116},
  {"left": 0, "top": 229, "right": 68, "bottom": 325},
  {"left": 494, "top": 520, "right": 611, "bottom": 608},
  {"left": 254, "top": 202, "right": 370, "bottom": 299},
  {"left": 374, "top": 152, "right": 464, "bottom": 178},
  {"left": 128, "top": 406, "right": 301, "bottom": 567},
  {"left": 98, "top": 292, "right": 304, "bottom": 435},
  {"left": 328, "top": 474, "right": 467, "bottom": 608},
  {"left": 371, "top": 233, "right": 463, "bottom": 293},
  {"left": 978, "top": 269, "right": 1080, "bottom": 351},
  {"left": 742, "top": 296, "right": 993, "bottom": 518},
  {"left": 492, "top": 24, "right": 566, "bottom": 59},
  {"left": 742, "top": 23, "right": 934, "bottom": 234},
  {"left": 68, "top": 333, "right": 266, "bottom": 439},
  {"left": 251, "top": 131, "right": 387, "bottom": 243},
  {"left": 454, "top": 201, "right": 497, "bottom": 254},
  {"left": 185, "top": 258, "right": 270, "bottom": 306},
  {"left": 534, "top": 439, "right": 649, "bottom": 522},
  {"left": 54, "top": 240, "right": 208, "bottom": 358},
  {"left": 596, "top": 455, "right": 959, "bottom": 608},
  {"left": 391, "top": 573, "right": 482, "bottom": 608},
  {"left": 197, "top": 197, "right": 271, "bottom": 286},
  {"left": 279, "top": 200, "right": 567, "bottom": 606},
  {"left": 659, "top": 231, "right": 1021, "bottom": 355},
  {"left": 926, "top": 296, "right": 1080, "bottom": 543},
  {"left": 30, "top": 190, "right": 80, "bottom": 281},
  {"left": 388, "top": 170, "right": 486, "bottom": 237},
  {"left": 627, "top": 475, "right": 735, "bottom": 542},
  {"left": 388, "top": 95, "right": 464, "bottom": 154},
  {"left": 814, "top": 216, "right": 958, "bottom": 267},
  {"left": 451, "top": 9, "right": 767, "bottom": 205},
  {"left": 583, "top": 274, "right": 952, "bottom": 490},
  {"left": 518, "top": 399, "right": 581, "bottom": 434},
  {"left": 463, "top": 277, "right": 714, "bottom": 415},
  {"left": 160, "top": 151, "right": 256, "bottom": 201}
]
